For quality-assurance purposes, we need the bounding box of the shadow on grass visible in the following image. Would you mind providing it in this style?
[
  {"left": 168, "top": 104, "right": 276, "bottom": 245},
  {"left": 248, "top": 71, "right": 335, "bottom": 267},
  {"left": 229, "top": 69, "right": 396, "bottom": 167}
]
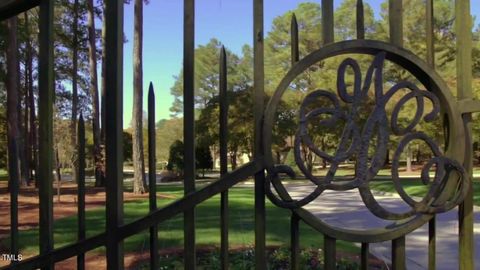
[{"left": 5, "top": 186, "right": 358, "bottom": 257}]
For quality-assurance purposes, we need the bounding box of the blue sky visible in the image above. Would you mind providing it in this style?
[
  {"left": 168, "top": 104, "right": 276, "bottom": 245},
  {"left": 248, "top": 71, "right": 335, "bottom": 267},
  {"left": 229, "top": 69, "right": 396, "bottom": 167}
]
[{"left": 120, "top": 0, "right": 480, "bottom": 127}]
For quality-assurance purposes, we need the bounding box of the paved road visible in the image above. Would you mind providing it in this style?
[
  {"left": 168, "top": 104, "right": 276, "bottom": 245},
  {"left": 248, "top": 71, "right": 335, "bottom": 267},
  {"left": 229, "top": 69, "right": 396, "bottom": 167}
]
[{"left": 282, "top": 184, "right": 480, "bottom": 270}]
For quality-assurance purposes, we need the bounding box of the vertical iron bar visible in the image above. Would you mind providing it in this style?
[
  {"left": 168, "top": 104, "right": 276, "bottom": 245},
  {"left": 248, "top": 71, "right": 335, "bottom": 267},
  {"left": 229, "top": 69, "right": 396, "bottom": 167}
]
[
  {"left": 321, "top": 0, "right": 334, "bottom": 45},
  {"left": 184, "top": 0, "right": 196, "bottom": 268},
  {"left": 6, "top": 16, "right": 19, "bottom": 266},
  {"left": 148, "top": 83, "right": 158, "bottom": 270},
  {"left": 426, "top": 3, "right": 436, "bottom": 269},
  {"left": 428, "top": 217, "right": 435, "bottom": 270},
  {"left": 219, "top": 46, "right": 229, "bottom": 270},
  {"left": 426, "top": 0, "right": 434, "bottom": 67},
  {"left": 253, "top": 0, "right": 266, "bottom": 268},
  {"left": 456, "top": 1, "right": 474, "bottom": 270},
  {"left": 361, "top": 243, "right": 369, "bottom": 270},
  {"left": 77, "top": 115, "right": 86, "bottom": 270},
  {"left": 392, "top": 236, "right": 406, "bottom": 270},
  {"left": 356, "top": 0, "right": 365, "bottom": 39},
  {"left": 388, "top": 0, "right": 403, "bottom": 46},
  {"left": 290, "top": 213, "right": 299, "bottom": 270},
  {"left": 38, "top": 0, "right": 54, "bottom": 268},
  {"left": 290, "top": 13, "right": 299, "bottom": 66},
  {"left": 105, "top": 0, "right": 124, "bottom": 268},
  {"left": 324, "top": 235, "right": 336, "bottom": 270}
]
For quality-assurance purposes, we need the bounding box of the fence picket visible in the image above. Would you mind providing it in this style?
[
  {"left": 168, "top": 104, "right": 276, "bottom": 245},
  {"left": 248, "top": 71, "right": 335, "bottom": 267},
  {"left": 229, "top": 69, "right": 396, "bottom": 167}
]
[
  {"left": 77, "top": 115, "right": 86, "bottom": 270},
  {"left": 38, "top": 0, "right": 55, "bottom": 268},
  {"left": 356, "top": 0, "right": 364, "bottom": 39},
  {"left": 322, "top": 0, "right": 334, "bottom": 45},
  {"left": 148, "top": 83, "right": 158, "bottom": 270},
  {"left": 388, "top": 0, "right": 403, "bottom": 46},
  {"left": 183, "top": 0, "right": 196, "bottom": 268},
  {"left": 219, "top": 46, "right": 229, "bottom": 270}
]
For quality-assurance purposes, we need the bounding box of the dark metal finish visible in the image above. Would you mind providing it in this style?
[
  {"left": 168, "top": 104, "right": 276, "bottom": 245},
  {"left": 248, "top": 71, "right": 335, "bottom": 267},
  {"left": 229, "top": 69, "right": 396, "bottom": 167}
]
[
  {"left": 456, "top": 1, "right": 474, "bottom": 270},
  {"left": 356, "top": 0, "right": 364, "bottom": 39},
  {"left": 321, "top": 0, "right": 334, "bottom": 45},
  {"left": 104, "top": 0, "right": 124, "bottom": 268},
  {"left": 361, "top": 243, "right": 369, "bottom": 270},
  {"left": 118, "top": 160, "right": 264, "bottom": 239},
  {"left": 291, "top": 13, "right": 299, "bottom": 65},
  {"left": 77, "top": 115, "right": 86, "bottom": 270},
  {"left": 148, "top": 83, "right": 158, "bottom": 270},
  {"left": 263, "top": 40, "right": 468, "bottom": 242},
  {"left": 0, "top": 0, "right": 40, "bottom": 21},
  {"left": 184, "top": 0, "right": 196, "bottom": 268},
  {"left": 428, "top": 217, "right": 435, "bottom": 270},
  {"left": 219, "top": 46, "right": 229, "bottom": 270},
  {"left": 0, "top": 160, "right": 264, "bottom": 270},
  {"left": 324, "top": 235, "right": 336, "bottom": 270},
  {"left": 392, "top": 237, "right": 406, "bottom": 270},
  {"left": 426, "top": 3, "right": 436, "bottom": 268},
  {"left": 290, "top": 213, "right": 299, "bottom": 270},
  {"left": 253, "top": 0, "right": 266, "bottom": 268},
  {"left": 456, "top": 2, "right": 474, "bottom": 269},
  {"left": 426, "top": 0, "right": 434, "bottom": 67},
  {"left": 389, "top": 0, "right": 403, "bottom": 46},
  {"left": 38, "top": 0, "right": 55, "bottom": 268}
]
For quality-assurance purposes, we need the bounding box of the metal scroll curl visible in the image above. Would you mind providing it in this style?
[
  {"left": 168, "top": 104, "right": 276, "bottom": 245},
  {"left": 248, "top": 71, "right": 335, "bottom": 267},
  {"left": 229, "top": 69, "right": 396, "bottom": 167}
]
[{"left": 262, "top": 40, "right": 469, "bottom": 241}]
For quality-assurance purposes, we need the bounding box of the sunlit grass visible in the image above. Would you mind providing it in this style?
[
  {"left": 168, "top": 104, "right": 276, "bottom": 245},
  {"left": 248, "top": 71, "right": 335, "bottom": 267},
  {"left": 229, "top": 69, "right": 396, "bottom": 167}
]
[
  {"left": 2, "top": 185, "right": 358, "bottom": 259},
  {"left": 369, "top": 179, "right": 480, "bottom": 206}
]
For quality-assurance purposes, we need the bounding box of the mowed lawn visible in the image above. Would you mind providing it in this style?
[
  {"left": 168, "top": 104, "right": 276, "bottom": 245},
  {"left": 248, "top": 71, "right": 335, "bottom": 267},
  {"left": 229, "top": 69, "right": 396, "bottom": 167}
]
[
  {"left": 1, "top": 185, "right": 358, "bottom": 259},
  {"left": 369, "top": 179, "right": 480, "bottom": 206}
]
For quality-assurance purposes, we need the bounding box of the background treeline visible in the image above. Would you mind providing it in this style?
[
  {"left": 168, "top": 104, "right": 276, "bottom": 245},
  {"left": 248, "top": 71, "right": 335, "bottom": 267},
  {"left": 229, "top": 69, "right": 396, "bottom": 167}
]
[
  {"left": 163, "top": 0, "right": 480, "bottom": 174},
  {"left": 1, "top": 0, "right": 480, "bottom": 187}
]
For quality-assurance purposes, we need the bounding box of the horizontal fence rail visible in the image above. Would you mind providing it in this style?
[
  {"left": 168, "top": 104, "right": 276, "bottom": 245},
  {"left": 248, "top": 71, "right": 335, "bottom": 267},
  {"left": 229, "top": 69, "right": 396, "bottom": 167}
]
[{"left": 0, "top": 159, "right": 265, "bottom": 270}]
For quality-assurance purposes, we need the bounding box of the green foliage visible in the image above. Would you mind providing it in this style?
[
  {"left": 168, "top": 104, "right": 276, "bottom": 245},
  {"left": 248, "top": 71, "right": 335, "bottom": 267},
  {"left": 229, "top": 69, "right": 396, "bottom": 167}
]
[
  {"left": 196, "top": 144, "right": 213, "bottom": 176},
  {"left": 140, "top": 246, "right": 362, "bottom": 269},
  {"left": 123, "top": 131, "right": 133, "bottom": 161},
  {"left": 166, "top": 139, "right": 213, "bottom": 177},
  {"left": 156, "top": 118, "right": 183, "bottom": 162},
  {"left": 169, "top": 38, "right": 246, "bottom": 116},
  {"left": 167, "top": 140, "right": 184, "bottom": 173}
]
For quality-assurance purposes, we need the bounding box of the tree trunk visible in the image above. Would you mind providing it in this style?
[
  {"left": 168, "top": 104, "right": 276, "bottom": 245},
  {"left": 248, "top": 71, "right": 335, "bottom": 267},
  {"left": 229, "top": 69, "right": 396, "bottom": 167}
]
[
  {"left": 23, "top": 51, "right": 30, "bottom": 185},
  {"left": 230, "top": 151, "right": 237, "bottom": 170},
  {"left": 6, "top": 17, "right": 21, "bottom": 192},
  {"left": 87, "top": 0, "right": 104, "bottom": 187},
  {"left": 25, "top": 11, "right": 38, "bottom": 187},
  {"left": 71, "top": 0, "right": 80, "bottom": 184},
  {"left": 275, "top": 151, "right": 281, "bottom": 164},
  {"left": 132, "top": 0, "right": 146, "bottom": 194},
  {"left": 17, "top": 34, "right": 28, "bottom": 187},
  {"left": 406, "top": 144, "right": 412, "bottom": 172},
  {"left": 55, "top": 146, "right": 62, "bottom": 202},
  {"left": 100, "top": 0, "right": 107, "bottom": 167},
  {"left": 385, "top": 148, "right": 390, "bottom": 165}
]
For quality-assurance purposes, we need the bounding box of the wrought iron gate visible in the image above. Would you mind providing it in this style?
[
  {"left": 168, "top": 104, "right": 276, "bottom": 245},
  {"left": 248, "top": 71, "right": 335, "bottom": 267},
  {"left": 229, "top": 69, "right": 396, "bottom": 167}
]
[{"left": 0, "top": 0, "right": 477, "bottom": 269}]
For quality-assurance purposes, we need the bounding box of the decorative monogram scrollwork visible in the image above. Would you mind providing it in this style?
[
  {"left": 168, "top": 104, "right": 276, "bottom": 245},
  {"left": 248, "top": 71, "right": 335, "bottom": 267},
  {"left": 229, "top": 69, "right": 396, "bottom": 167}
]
[{"left": 264, "top": 49, "right": 468, "bottom": 223}]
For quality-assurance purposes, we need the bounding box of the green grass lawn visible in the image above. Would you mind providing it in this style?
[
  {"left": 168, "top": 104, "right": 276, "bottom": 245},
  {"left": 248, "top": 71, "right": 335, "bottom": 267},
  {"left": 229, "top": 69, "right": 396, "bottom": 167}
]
[
  {"left": 369, "top": 179, "right": 480, "bottom": 206},
  {"left": 1, "top": 186, "right": 358, "bottom": 260},
  {"left": 0, "top": 169, "right": 7, "bottom": 181}
]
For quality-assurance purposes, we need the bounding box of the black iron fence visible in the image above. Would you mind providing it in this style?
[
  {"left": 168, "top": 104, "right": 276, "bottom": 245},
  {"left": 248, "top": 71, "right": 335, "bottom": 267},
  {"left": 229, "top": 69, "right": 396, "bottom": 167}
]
[{"left": 0, "top": 0, "right": 477, "bottom": 270}]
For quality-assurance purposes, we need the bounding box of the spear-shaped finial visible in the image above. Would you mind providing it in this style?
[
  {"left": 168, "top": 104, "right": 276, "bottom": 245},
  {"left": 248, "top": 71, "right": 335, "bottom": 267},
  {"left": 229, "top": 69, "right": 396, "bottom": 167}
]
[{"left": 291, "top": 13, "right": 299, "bottom": 65}]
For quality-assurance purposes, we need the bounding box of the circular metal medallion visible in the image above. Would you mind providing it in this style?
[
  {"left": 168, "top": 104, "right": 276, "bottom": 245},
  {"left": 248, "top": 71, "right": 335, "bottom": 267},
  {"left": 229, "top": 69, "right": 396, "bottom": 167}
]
[{"left": 263, "top": 40, "right": 468, "bottom": 242}]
